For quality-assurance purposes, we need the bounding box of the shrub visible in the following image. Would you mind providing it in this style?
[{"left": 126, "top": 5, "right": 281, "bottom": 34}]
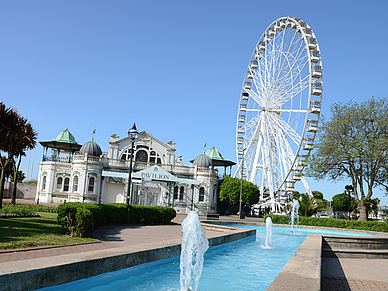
[
  {"left": 57, "top": 203, "right": 177, "bottom": 237},
  {"left": 264, "top": 214, "right": 388, "bottom": 233}
]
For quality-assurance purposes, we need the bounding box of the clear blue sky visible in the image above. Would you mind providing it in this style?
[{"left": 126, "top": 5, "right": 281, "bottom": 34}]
[{"left": 1, "top": 0, "right": 388, "bottom": 204}]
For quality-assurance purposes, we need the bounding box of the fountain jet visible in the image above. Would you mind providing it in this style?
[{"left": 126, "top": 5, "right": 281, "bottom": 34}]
[
  {"left": 264, "top": 216, "right": 273, "bottom": 248},
  {"left": 290, "top": 199, "right": 300, "bottom": 234},
  {"left": 180, "top": 211, "right": 209, "bottom": 291}
]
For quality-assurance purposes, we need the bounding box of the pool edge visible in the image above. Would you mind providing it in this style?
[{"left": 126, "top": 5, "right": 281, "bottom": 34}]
[{"left": 0, "top": 226, "right": 255, "bottom": 291}]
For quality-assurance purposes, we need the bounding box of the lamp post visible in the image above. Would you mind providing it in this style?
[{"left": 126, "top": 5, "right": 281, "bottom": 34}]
[
  {"left": 126, "top": 123, "right": 139, "bottom": 224},
  {"left": 239, "top": 148, "right": 246, "bottom": 219}
]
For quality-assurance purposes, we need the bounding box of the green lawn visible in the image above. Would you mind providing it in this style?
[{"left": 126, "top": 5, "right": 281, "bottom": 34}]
[{"left": 0, "top": 212, "right": 96, "bottom": 249}]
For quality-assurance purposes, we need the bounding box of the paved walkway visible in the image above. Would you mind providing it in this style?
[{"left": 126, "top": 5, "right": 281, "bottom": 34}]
[{"left": 321, "top": 257, "right": 388, "bottom": 291}]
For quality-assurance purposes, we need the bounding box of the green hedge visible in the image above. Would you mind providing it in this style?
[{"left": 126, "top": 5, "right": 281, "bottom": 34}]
[
  {"left": 264, "top": 214, "right": 388, "bottom": 233},
  {"left": 57, "top": 203, "right": 177, "bottom": 237}
]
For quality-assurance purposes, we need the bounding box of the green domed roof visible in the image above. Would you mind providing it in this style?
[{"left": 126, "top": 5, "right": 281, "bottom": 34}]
[
  {"left": 54, "top": 129, "right": 78, "bottom": 144},
  {"left": 205, "top": 146, "right": 236, "bottom": 167},
  {"left": 39, "top": 128, "right": 82, "bottom": 151},
  {"left": 205, "top": 146, "right": 224, "bottom": 160}
]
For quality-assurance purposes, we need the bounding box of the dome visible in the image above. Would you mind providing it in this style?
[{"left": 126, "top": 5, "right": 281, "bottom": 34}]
[
  {"left": 205, "top": 146, "right": 224, "bottom": 160},
  {"left": 192, "top": 154, "right": 214, "bottom": 168},
  {"left": 54, "top": 128, "right": 78, "bottom": 144},
  {"left": 79, "top": 140, "right": 102, "bottom": 157}
]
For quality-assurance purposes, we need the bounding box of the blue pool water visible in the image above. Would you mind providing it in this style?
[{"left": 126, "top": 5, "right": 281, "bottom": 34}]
[{"left": 39, "top": 226, "right": 371, "bottom": 291}]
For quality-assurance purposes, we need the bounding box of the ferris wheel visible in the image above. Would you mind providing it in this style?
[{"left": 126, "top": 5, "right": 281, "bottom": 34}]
[{"left": 235, "top": 16, "right": 323, "bottom": 210}]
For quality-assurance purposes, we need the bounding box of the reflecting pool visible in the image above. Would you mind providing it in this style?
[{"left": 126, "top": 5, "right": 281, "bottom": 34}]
[{"left": 39, "top": 226, "right": 371, "bottom": 291}]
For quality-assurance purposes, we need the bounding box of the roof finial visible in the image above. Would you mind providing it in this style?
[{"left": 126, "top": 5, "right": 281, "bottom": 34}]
[
  {"left": 203, "top": 142, "right": 206, "bottom": 154},
  {"left": 91, "top": 128, "right": 96, "bottom": 141}
]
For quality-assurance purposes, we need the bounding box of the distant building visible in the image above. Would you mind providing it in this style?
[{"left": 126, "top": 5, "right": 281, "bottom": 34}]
[{"left": 36, "top": 129, "right": 234, "bottom": 215}]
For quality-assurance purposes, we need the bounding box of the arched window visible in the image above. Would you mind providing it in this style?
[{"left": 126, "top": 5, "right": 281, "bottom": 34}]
[
  {"left": 199, "top": 187, "right": 205, "bottom": 202},
  {"left": 73, "top": 176, "right": 79, "bottom": 192},
  {"left": 88, "top": 177, "right": 95, "bottom": 193},
  {"left": 179, "top": 186, "right": 184, "bottom": 200},
  {"left": 63, "top": 177, "right": 70, "bottom": 192},
  {"left": 56, "top": 177, "right": 63, "bottom": 191},
  {"left": 135, "top": 150, "right": 148, "bottom": 163},
  {"left": 174, "top": 186, "right": 179, "bottom": 200},
  {"left": 120, "top": 148, "right": 133, "bottom": 160},
  {"left": 213, "top": 187, "right": 217, "bottom": 203},
  {"left": 42, "top": 176, "right": 46, "bottom": 191}
]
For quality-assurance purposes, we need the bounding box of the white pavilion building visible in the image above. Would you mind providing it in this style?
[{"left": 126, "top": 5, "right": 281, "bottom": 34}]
[{"left": 35, "top": 128, "right": 234, "bottom": 215}]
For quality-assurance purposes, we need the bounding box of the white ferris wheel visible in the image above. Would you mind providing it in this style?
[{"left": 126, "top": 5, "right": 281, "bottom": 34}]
[{"left": 234, "top": 16, "right": 323, "bottom": 210}]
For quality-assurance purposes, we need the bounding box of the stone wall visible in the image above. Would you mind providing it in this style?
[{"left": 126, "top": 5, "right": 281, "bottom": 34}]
[{"left": 3, "top": 181, "right": 36, "bottom": 200}]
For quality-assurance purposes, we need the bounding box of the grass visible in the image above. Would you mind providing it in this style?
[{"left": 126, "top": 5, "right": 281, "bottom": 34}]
[{"left": 0, "top": 212, "right": 96, "bottom": 249}]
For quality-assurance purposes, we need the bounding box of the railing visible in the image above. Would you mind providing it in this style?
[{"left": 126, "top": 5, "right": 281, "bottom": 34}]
[
  {"left": 42, "top": 155, "right": 73, "bottom": 163},
  {"left": 73, "top": 155, "right": 101, "bottom": 162},
  {"left": 42, "top": 154, "right": 219, "bottom": 176}
]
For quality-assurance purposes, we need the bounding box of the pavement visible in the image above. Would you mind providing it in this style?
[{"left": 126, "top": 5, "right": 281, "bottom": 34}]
[
  {"left": 321, "top": 257, "right": 388, "bottom": 290},
  {"left": 1, "top": 199, "right": 388, "bottom": 290}
]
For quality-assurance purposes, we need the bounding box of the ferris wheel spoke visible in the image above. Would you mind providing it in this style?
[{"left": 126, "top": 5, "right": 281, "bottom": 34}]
[
  {"left": 274, "top": 29, "right": 298, "bottom": 86},
  {"left": 279, "top": 109, "right": 308, "bottom": 113},
  {"left": 275, "top": 39, "right": 306, "bottom": 94},
  {"left": 246, "top": 89, "right": 264, "bottom": 107},
  {"left": 280, "top": 75, "right": 310, "bottom": 105},
  {"left": 267, "top": 113, "right": 301, "bottom": 146}
]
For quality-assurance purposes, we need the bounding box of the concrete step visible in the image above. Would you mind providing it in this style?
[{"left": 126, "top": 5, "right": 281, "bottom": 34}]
[
  {"left": 322, "top": 247, "right": 388, "bottom": 259},
  {"left": 323, "top": 236, "right": 388, "bottom": 250}
]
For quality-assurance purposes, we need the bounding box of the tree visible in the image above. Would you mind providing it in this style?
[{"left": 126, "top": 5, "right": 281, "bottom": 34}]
[
  {"left": 10, "top": 170, "right": 25, "bottom": 183},
  {"left": 298, "top": 193, "right": 327, "bottom": 217},
  {"left": 307, "top": 97, "right": 388, "bottom": 221},
  {"left": 0, "top": 103, "right": 37, "bottom": 207},
  {"left": 365, "top": 197, "right": 380, "bottom": 220},
  {"left": 312, "top": 190, "right": 324, "bottom": 200},
  {"left": 219, "top": 176, "right": 259, "bottom": 206},
  {"left": 292, "top": 190, "right": 301, "bottom": 201},
  {"left": 332, "top": 192, "right": 357, "bottom": 213}
]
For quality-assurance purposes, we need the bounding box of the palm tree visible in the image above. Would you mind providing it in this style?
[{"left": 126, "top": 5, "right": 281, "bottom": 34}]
[
  {"left": 0, "top": 103, "right": 15, "bottom": 208},
  {"left": 0, "top": 103, "right": 37, "bottom": 208},
  {"left": 298, "top": 193, "right": 327, "bottom": 217},
  {"left": 10, "top": 117, "right": 37, "bottom": 204}
]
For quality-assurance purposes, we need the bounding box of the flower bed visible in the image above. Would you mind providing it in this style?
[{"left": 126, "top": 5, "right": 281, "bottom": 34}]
[{"left": 0, "top": 203, "right": 57, "bottom": 218}]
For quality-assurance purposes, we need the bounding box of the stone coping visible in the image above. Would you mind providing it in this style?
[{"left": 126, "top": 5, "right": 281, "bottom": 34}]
[
  {"left": 268, "top": 233, "right": 322, "bottom": 291},
  {"left": 266, "top": 226, "right": 388, "bottom": 291},
  {"left": 0, "top": 224, "right": 255, "bottom": 291}
]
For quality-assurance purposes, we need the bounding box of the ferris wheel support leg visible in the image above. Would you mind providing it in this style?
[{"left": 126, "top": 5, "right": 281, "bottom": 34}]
[{"left": 301, "top": 176, "right": 312, "bottom": 197}]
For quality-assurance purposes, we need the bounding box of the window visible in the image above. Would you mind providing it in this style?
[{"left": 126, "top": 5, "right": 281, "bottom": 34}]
[
  {"left": 135, "top": 150, "right": 148, "bottom": 163},
  {"left": 73, "top": 176, "right": 79, "bottom": 192},
  {"left": 120, "top": 148, "right": 133, "bottom": 160},
  {"left": 42, "top": 176, "right": 46, "bottom": 191},
  {"left": 56, "top": 177, "right": 63, "bottom": 191},
  {"left": 179, "top": 186, "right": 184, "bottom": 200},
  {"left": 174, "top": 186, "right": 179, "bottom": 199},
  {"left": 88, "top": 177, "right": 95, "bottom": 193},
  {"left": 213, "top": 188, "right": 217, "bottom": 203},
  {"left": 199, "top": 187, "right": 205, "bottom": 202},
  {"left": 63, "top": 177, "right": 70, "bottom": 192}
]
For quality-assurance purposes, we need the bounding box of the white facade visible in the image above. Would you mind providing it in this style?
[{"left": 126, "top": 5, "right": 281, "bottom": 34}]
[{"left": 36, "top": 131, "right": 220, "bottom": 215}]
